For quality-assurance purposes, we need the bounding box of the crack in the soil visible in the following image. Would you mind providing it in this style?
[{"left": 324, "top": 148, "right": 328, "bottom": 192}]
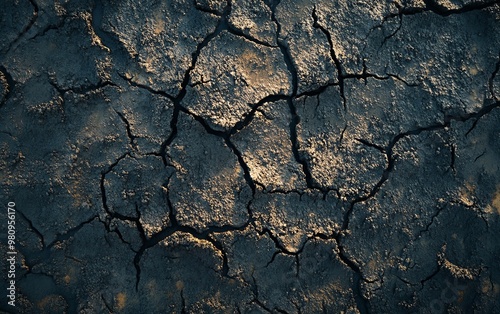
[
  {"left": 16, "top": 208, "right": 46, "bottom": 248},
  {"left": 225, "top": 137, "right": 257, "bottom": 195},
  {"left": 489, "top": 52, "right": 500, "bottom": 101},
  {"left": 2, "top": 0, "right": 39, "bottom": 55},
  {"left": 46, "top": 215, "right": 99, "bottom": 250},
  {"left": 0, "top": 66, "right": 16, "bottom": 108},
  {"left": 175, "top": 1, "right": 232, "bottom": 100},
  {"left": 114, "top": 109, "right": 138, "bottom": 151},
  {"left": 287, "top": 98, "right": 323, "bottom": 193},
  {"left": 193, "top": 0, "right": 223, "bottom": 16},
  {"left": 387, "top": 0, "right": 500, "bottom": 17},
  {"left": 296, "top": 82, "right": 340, "bottom": 98},
  {"left": 8, "top": 1, "right": 499, "bottom": 311},
  {"left": 355, "top": 138, "right": 386, "bottom": 154},
  {"left": 311, "top": 6, "right": 346, "bottom": 107},
  {"left": 228, "top": 25, "right": 277, "bottom": 48},
  {"left": 118, "top": 73, "right": 175, "bottom": 101},
  {"left": 423, "top": 0, "right": 500, "bottom": 16},
  {"left": 135, "top": 1, "right": 232, "bottom": 169},
  {"left": 229, "top": 94, "right": 289, "bottom": 136},
  {"left": 28, "top": 14, "right": 73, "bottom": 42},
  {"left": 131, "top": 182, "right": 254, "bottom": 290},
  {"left": 333, "top": 100, "right": 499, "bottom": 313},
  {"left": 95, "top": 6, "right": 266, "bottom": 289},
  {"left": 91, "top": 0, "right": 134, "bottom": 65},
  {"left": 175, "top": 107, "right": 258, "bottom": 194},
  {"left": 109, "top": 0, "right": 306, "bottom": 199},
  {"left": 98, "top": 216, "right": 137, "bottom": 252},
  {"left": 448, "top": 142, "right": 457, "bottom": 174},
  {"left": 268, "top": 1, "right": 334, "bottom": 196},
  {"left": 380, "top": 14, "right": 403, "bottom": 49},
  {"left": 14, "top": 215, "right": 99, "bottom": 285},
  {"left": 180, "top": 289, "right": 187, "bottom": 314},
  {"left": 98, "top": 153, "right": 156, "bottom": 248},
  {"left": 271, "top": 6, "right": 296, "bottom": 96},
  {"left": 346, "top": 98, "right": 500, "bottom": 226},
  {"left": 158, "top": 105, "right": 179, "bottom": 167},
  {"left": 100, "top": 152, "right": 131, "bottom": 218},
  {"left": 333, "top": 237, "right": 370, "bottom": 314},
  {"left": 49, "top": 78, "right": 117, "bottom": 96},
  {"left": 101, "top": 294, "right": 113, "bottom": 313},
  {"left": 250, "top": 272, "right": 274, "bottom": 313},
  {"left": 416, "top": 205, "right": 446, "bottom": 240},
  {"left": 420, "top": 262, "right": 442, "bottom": 288}
]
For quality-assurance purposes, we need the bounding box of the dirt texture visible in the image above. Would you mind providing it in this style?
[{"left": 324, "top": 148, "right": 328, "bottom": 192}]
[{"left": 1, "top": 0, "right": 500, "bottom": 313}]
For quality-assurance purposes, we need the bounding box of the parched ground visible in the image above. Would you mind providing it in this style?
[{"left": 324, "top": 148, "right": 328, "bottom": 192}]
[{"left": 1, "top": 0, "right": 500, "bottom": 313}]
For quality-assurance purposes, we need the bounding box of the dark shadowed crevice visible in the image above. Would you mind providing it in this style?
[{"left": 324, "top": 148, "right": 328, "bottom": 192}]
[
  {"left": 415, "top": 206, "right": 446, "bottom": 240},
  {"left": 380, "top": 14, "right": 403, "bottom": 48},
  {"left": 388, "top": 0, "right": 500, "bottom": 17},
  {"left": 336, "top": 242, "right": 371, "bottom": 314},
  {"left": 386, "top": 73, "right": 420, "bottom": 87},
  {"left": 99, "top": 153, "right": 131, "bottom": 220},
  {"left": 180, "top": 289, "right": 187, "bottom": 314},
  {"left": 267, "top": 3, "right": 323, "bottom": 193},
  {"left": 227, "top": 23, "right": 277, "bottom": 48},
  {"left": 101, "top": 219, "right": 136, "bottom": 252},
  {"left": 0, "top": 66, "right": 16, "bottom": 108},
  {"left": 276, "top": 41, "right": 297, "bottom": 97},
  {"left": 423, "top": 0, "right": 500, "bottom": 16},
  {"left": 46, "top": 215, "right": 98, "bottom": 250},
  {"left": 261, "top": 2, "right": 328, "bottom": 196},
  {"left": 250, "top": 273, "right": 274, "bottom": 313},
  {"left": 118, "top": 73, "right": 176, "bottom": 101},
  {"left": 29, "top": 14, "right": 72, "bottom": 41},
  {"left": 229, "top": 94, "right": 289, "bottom": 136},
  {"left": 296, "top": 82, "right": 340, "bottom": 98},
  {"left": 101, "top": 294, "right": 114, "bottom": 313},
  {"left": 489, "top": 52, "right": 500, "bottom": 100},
  {"left": 16, "top": 208, "right": 46, "bottom": 248},
  {"left": 287, "top": 99, "right": 320, "bottom": 191},
  {"left": 175, "top": 1, "right": 232, "bottom": 101},
  {"left": 355, "top": 138, "right": 386, "bottom": 154},
  {"left": 49, "top": 78, "right": 117, "bottom": 95},
  {"left": 420, "top": 263, "right": 441, "bottom": 287},
  {"left": 449, "top": 143, "right": 456, "bottom": 174},
  {"left": 99, "top": 154, "right": 150, "bottom": 252},
  {"left": 154, "top": 1, "right": 231, "bottom": 168},
  {"left": 342, "top": 61, "right": 391, "bottom": 83},
  {"left": 115, "top": 110, "right": 138, "bottom": 150},
  {"left": 159, "top": 105, "right": 180, "bottom": 167},
  {"left": 311, "top": 6, "right": 346, "bottom": 107},
  {"left": 456, "top": 100, "right": 500, "bottom": 136},
  {"left": 174, "top": 106, "right": 258, "bottom": 194},
  {"left": 345, "top": 99, "right": 500, "bottom": 228},
  {"left": 225, "top": 138, "right": 257, "bottom": 195}
]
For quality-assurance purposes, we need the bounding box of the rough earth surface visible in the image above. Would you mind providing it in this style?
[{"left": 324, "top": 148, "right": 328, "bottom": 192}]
[{"left": 1, "top": 0, "right": 500, "bottom": 313}]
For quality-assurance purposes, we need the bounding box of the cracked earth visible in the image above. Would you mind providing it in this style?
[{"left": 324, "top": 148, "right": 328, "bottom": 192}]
[{"left": 1, "top": 0, "right": 500, "bottom": 313}]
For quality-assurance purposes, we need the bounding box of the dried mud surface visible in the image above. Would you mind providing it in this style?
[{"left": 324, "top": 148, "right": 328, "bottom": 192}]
[{"left": 1, "top": 0, "right": 500, "bottom": 313}]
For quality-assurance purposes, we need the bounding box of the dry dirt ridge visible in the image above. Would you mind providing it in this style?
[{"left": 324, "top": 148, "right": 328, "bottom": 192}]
[{"left": 1, "top": 0, "right": 500, "bottom": 313}]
